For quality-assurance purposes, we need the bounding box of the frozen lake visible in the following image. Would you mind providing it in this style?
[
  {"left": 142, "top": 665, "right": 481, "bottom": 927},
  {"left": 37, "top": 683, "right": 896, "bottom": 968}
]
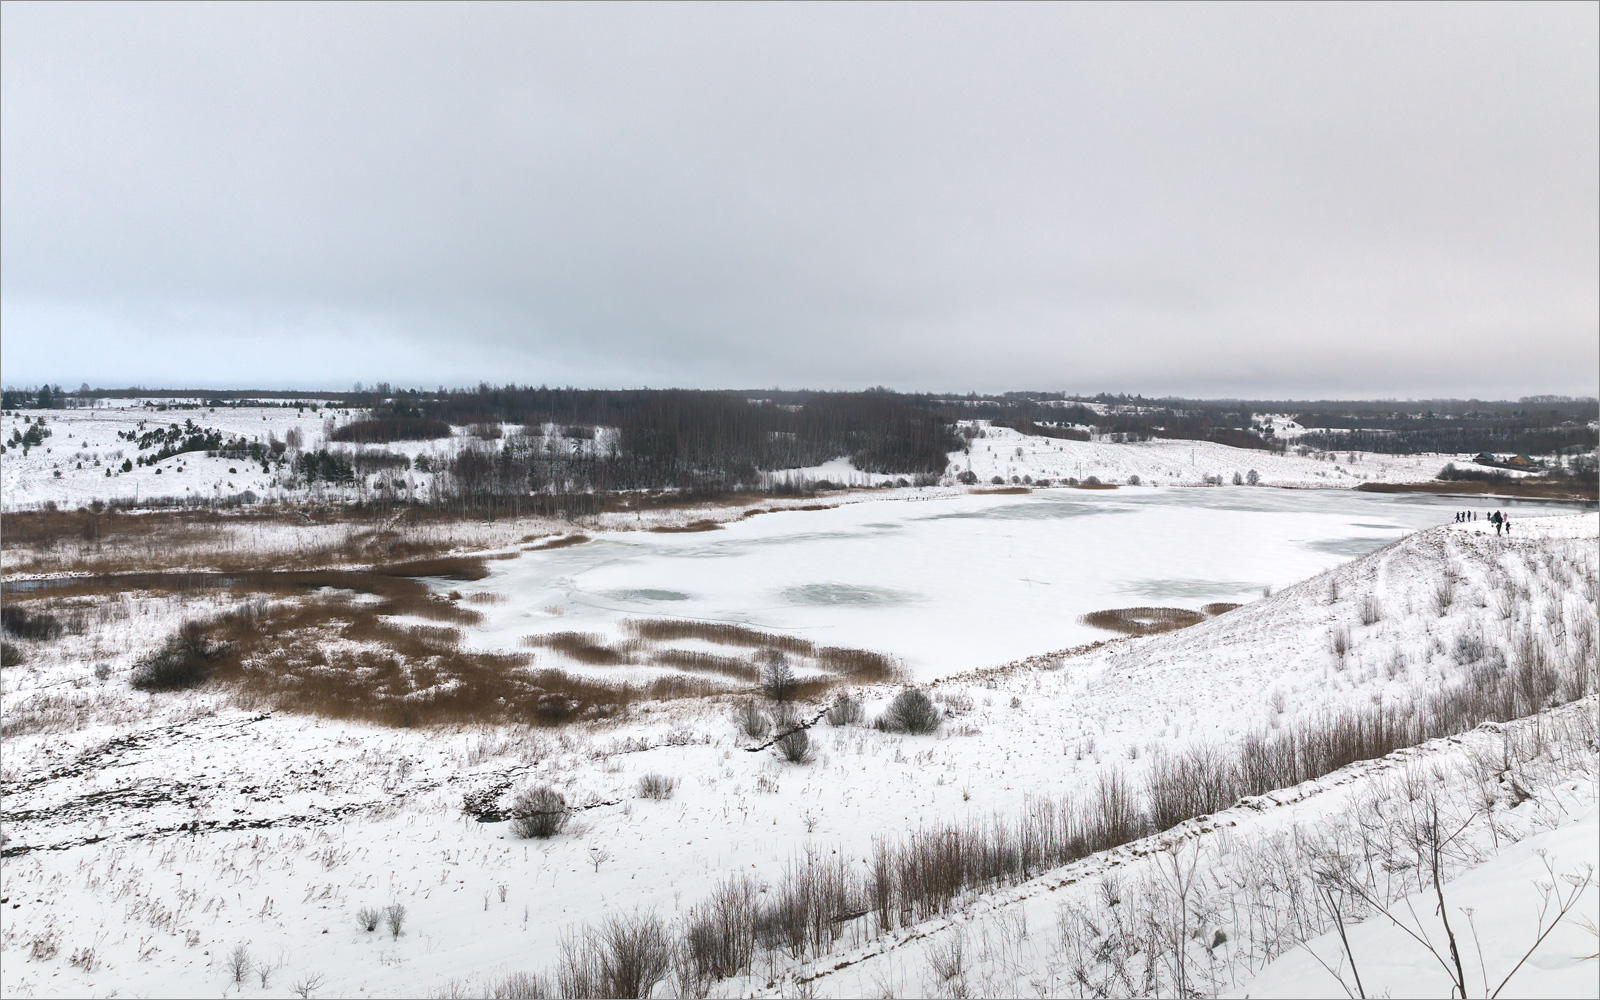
[{"left": 461, "top": 488, "right": 1590, "bottom": 679}]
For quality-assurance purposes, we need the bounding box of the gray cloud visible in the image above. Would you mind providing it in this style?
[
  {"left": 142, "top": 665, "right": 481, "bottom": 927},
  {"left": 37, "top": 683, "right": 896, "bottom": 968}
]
[{"left": 2, "top": 2, "right": 1595, "bottom": 396}]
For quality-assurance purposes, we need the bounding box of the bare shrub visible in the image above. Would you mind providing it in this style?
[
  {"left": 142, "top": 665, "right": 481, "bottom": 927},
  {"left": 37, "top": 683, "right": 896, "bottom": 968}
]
[
  {"left": 876, "top": 688, "right": 942, "bottom": 734},
  {"left": 636, "top": 773, "right": 678, "bottom": 800},
  {"left": 1330, "top": 624, "right": 1351, "bottom": 659},
  {"left": 599, "top": 911, "right": 672, "bottom": 998},
  {"left": 384, "top": 902, "right": 407, "bottom": 939},
  {"left": 356, "top": 906, "right": 382, "bottom": 932},
  {"left": 1359, "top": 595, "right": 1382, "bottom": 626},
  {"left": 130, "top": 620, "right": 220, "bottom": 691},
  {"left": 826, "top": 692, "right": 863, "bottom": 726},
  {"left": 1453, "top": 631, "right": 1485, "bottom": 664},
  {"left": 1432, "top": 578, "right": 1456, "bottom": 615},
  {"left": 290, "top": 972, "right": 326, "bottom": 999},
  {"left": 1, "top": 605, "right": 62, "bottom": 640},
  {"left": 509, "top": 786, "right": 569, "bottom": 839},
  {"left": 734, "top": 700, "right": 769, "bottom": 740},
  {"left": 776, "top": 728, "right": 813, "bottom": 764},
  {"left": 682, "top": 875, "right": 758, "bottom": 984},
  {"left": 226, "top": 943, "right": 252, "bottom": 985},
  {"left": 761, "top": 650, "right": 796, "bottom": 702}
]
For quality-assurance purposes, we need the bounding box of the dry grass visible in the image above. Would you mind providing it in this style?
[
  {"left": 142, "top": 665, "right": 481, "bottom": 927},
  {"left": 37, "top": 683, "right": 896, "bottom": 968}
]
[
  {"left": 1201, "top": 602, "right": 1242, "bottom": 616},
  {"left": 647, "top": 520, "right": 724, "bottom": 533},
  {"left": 523, "top": 534, "right": 591, "bottom": 550},
  {"left": 1080, "top": 606, "right": 1207, "bottom": 636},
  {"left": 623, "top": 618, "right": 901, "bottom": 682}
]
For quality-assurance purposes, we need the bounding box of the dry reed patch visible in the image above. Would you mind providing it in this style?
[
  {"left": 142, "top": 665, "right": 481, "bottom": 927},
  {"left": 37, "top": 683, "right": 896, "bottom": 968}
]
[
  {"left": 374, "top": 556, "right": 489, "bottom": 580},
  {"left": 522, "top": 632, "right": 639, "bottom": 666},
  {"left": 623, "top": 617, "right": 902, "bottom": 683},
  {"left": 1201, "top": 602, "right": 1242, "bottom": 616},
  {"left": 466, "top": 591, "right": 508, "bottom": 605},
  {"left": 648, "top": 520, "right": 724, "bottom": 533},
  {"left": 972, "top": 487, "right": 1031, "bottom": 495},
  {"left": 1079, "top": 606, "right": 1207, "bottom": 636},
  {"left": 524, "top": 534, "right": 592, "bottom": 550},
  {"left": 192, "top": 594, "right": 729, "bottom": 727}
]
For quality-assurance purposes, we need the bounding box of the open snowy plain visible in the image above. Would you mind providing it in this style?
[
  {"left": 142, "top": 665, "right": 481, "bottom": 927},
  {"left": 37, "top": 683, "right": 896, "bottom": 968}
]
[{"left": 1, "top": 411, "right": 1595, "bottom": 999}]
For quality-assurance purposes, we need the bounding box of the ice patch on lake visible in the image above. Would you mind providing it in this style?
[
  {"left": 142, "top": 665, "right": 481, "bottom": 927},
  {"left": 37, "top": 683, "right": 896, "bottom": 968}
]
[{"left": 779, "top": 583, "right": 918, "bottom": 606}]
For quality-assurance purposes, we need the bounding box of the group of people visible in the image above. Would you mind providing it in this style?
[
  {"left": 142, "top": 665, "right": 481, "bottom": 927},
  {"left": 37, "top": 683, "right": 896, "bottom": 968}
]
[{"left": 1454, "top": 509, "right": 1512, "bottom": 535}]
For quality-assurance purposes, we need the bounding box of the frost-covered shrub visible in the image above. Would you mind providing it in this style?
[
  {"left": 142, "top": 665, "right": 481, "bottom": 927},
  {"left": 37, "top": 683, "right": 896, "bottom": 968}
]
[
  {"left": 734, "top": 700, "right": 769, "bottom": 740},
  {"left": 775, "top": 728, "right": 812, "bottom": 764},
  {"left": 1246, "top": 469, "right": 1260, "bottom": 485},
  {"left": 356, "top": 906, "right": 382, "bottom": 932},
  {"left": 1330, "top": 625, "right": 1351, "bottom": 659},
  {"left": 1085, "top": 475, "right": 1102, "bottom": 485},
  {"left": 509, "top": 786, "right": 569, "bottom": 839},
  {"left": 384, "top": 903, "right": 407, "bottom": 939},
  {"left": 636, "top": 773, "right": 678, "bottom": 800},
  {"left": 1126, "top": 474, "right": 1140, "bottom": 486},
  {"left": 227, "top": 943, "right": 252, "bottom": 984},
  {"left": 1454, "top": 631, "right": 1485, "bottom": 664},
  {"left": 1359, "top": 595, "right": 1382, "bottom": 626},
  {"left": 825, "top": 693, "right": 863, "bottom": 727},
  {"left": 990, "top": 476, "right": 1005, "bottom": 485},
  {"left": 1232, "top": 471, "right": 1244, "bottom": 485},
  {"left": 876, "top": 688, "right": 942, "bottom": 734}
]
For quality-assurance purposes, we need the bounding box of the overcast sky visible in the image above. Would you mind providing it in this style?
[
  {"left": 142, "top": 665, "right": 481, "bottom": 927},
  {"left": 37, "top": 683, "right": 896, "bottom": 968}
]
[{"left": 2, "top": 2, "right": 1596, "bottom": 398}]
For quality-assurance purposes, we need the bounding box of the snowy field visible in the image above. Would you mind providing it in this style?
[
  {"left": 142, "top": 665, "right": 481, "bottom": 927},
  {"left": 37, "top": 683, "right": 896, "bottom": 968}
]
[{"left": 2, "top": 493, "right": 1594, "bottom": 998}]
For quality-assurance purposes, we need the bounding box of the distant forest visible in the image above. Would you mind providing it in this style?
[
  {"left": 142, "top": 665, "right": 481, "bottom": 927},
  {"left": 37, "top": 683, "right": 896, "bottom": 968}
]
[{"left": 4, "top": 384, "right": 1594, "bottom": 512}]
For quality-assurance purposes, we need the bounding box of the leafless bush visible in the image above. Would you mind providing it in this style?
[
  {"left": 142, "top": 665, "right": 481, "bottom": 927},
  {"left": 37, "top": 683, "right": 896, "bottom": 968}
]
[
  {"left": 1454, "top": 631, "right": 1485, "bottom": 664},
  {"left": 510, "top": 786, "right": 569, "bottom": 839},
  {"left": 356, "top": 905, "right": 383, "bottom": 932},
  {"left": 734, "top": 700, "right": 769, "bottom": 739},
  {"left": 1359, "top": 595, "right": 1382, "bottom": 626},
  {"left": 226, "top": 943, "right": 252, "bottom": 985},
  {"left": 636, "top": 773, "right": 678, "bottom": 800},
  {"left": 1432, "top": 578, "right": 1456, "bottom": 616},
  {"left": 599, "top": 911, "right": 672, "bottom": 998},
  {"left": 761, "top": 650, "right": 796, "bottom": 702},
  {"left": 876, "top": 688, "right": 942, "bottom": 734},
  {"left": 1147, "top": 743, "right": 1237, "bottom": 830},
  {"left": 1330, "top": 625, "right": 1351, "bottom": 659},
  {"left": 826, "top": 692, "right": 863, "bottom": 726},
  {"left": 290, "top": 972, "right": 326, "bottom": 999},
  {"left": 682, "top": 875, "right": 759, "bottom": 984},
  {"left": 385, "top": 902, "right": 407, "bottom": 939},
  {"left": 776, "top": 728, "right": 813, "bottom": 764}
]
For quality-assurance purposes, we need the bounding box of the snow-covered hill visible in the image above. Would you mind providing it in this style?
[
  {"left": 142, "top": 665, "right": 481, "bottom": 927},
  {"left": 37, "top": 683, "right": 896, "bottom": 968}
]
[{"left": 1, "top": 511, "right": 1592, "bottom": 997}]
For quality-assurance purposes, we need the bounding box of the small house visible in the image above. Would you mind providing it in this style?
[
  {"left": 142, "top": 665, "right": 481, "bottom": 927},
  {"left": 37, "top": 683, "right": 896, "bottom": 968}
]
[
  {"left": 1505, "top": 454, "right": 1538, "bottom": 469},
  {"left": 1473, "top": 451, "right": 1497, "bottom": 466}
]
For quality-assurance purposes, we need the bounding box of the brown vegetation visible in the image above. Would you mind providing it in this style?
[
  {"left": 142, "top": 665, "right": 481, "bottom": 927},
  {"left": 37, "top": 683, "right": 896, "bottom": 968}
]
[
  {"left": 1357, "top": 480, "right": 1598, "bottom": 501},
  {"left": 1080, "top": 606, "right": 1207, "bottom": 636},
  {"left": 648, "top": 520, "right": 724, "bottom": 533}
]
